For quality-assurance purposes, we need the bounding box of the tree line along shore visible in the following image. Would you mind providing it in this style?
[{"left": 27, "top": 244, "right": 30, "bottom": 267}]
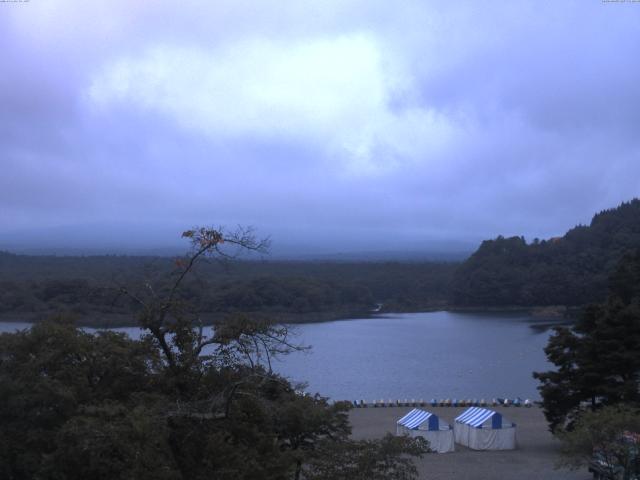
[{"left": 1, "top": 199, "right": 639, "bottom": 327}]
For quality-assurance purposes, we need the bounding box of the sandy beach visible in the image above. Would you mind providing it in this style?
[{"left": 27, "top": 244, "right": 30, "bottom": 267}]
[{"left": 349, "top": 406, "right": 591, "bottom": 480}]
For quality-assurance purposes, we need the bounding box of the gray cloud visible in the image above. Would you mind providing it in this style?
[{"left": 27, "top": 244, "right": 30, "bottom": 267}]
[{"left": 1, "top": 0, "right": 639, "bottom": 255}]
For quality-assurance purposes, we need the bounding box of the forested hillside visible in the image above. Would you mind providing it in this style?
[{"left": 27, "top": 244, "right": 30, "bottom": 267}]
[
  {"left": 0, "top": 253, "right": 455, "bottom": 326},
  {"left": 4, "top": 200, "right": 639, "bottom": 322},
  {"left": 451, "top": 199, "right": 640, "bottom": 307}
]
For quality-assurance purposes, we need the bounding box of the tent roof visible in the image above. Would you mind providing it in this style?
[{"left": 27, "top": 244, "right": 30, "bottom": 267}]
[
  {"left": 455, "top": 407, "right": 499, "bottom": 427},
  {"left": 397, "top": 408, "right": 436, "bottom": 429}
]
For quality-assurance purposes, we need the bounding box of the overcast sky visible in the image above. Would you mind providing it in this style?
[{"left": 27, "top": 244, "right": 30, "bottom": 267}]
[{"left": 1, "top": 0, "right": 639, "bottom": 255}]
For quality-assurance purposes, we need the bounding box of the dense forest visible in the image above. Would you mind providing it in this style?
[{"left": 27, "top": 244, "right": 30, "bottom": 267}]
[
  {"left": 0, "top": 252, "right": 456, "bottom": 326},
  {"left": 3, "top": 200, "right": 640, "bottom": 325},
  {"left": 451, "top": 199, "right": 640, "bottom": 307}
]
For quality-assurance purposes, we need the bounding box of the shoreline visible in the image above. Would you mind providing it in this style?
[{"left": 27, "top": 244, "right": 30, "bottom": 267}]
[{"left": 0, "top": 304, "right": 578, "bottom": 328}]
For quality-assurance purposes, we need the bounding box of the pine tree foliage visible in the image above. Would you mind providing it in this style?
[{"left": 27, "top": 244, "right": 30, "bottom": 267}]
[{"left": 534, "top": 250, "right": 640, "bottom": 432}]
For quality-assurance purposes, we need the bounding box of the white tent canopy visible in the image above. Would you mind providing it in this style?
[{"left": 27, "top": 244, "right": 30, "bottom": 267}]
[
  {"left": 454, "top": 407, "right": 516, "bottom": 450},
  {"left": 396, "top": 408, "right": 455, "bottom": 453}
]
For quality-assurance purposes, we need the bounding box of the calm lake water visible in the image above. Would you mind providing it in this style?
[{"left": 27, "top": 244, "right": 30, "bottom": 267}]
[{"left": 0, "top": 311, "right": 560, "bottom": 401}]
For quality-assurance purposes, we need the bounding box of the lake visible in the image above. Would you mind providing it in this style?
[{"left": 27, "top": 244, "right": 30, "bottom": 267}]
[{"left": 0, "top": 311, "right": 560, "bottom": 401}]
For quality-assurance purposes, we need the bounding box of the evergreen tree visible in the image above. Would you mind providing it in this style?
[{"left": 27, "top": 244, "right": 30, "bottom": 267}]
[{"left": 534, "top": 250, "right": 640, "bottom": 432}]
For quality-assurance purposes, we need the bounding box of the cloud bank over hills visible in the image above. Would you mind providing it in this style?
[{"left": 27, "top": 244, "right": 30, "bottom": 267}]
[{"left": 1, "top": 1, "right": 639, "bottom": 254}]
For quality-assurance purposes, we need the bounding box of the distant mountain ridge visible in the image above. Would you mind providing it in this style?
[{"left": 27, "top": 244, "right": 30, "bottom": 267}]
[{"left": 451, "top": 199, "right": 640, "bottom": 307}]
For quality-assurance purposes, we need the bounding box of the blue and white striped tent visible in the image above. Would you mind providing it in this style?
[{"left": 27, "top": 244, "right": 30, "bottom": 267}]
[
  {"left": 455, "top": 407, "right": 504, "bottom": 429},
  {"left": 397, "top": 408, "right": 440, "bottom": 431},
  {"left": 396, "top": 409, "right": 454, "bottom": 453},
  {"left": 454, "top": 407, "right": 516, "bottom": 450}
]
